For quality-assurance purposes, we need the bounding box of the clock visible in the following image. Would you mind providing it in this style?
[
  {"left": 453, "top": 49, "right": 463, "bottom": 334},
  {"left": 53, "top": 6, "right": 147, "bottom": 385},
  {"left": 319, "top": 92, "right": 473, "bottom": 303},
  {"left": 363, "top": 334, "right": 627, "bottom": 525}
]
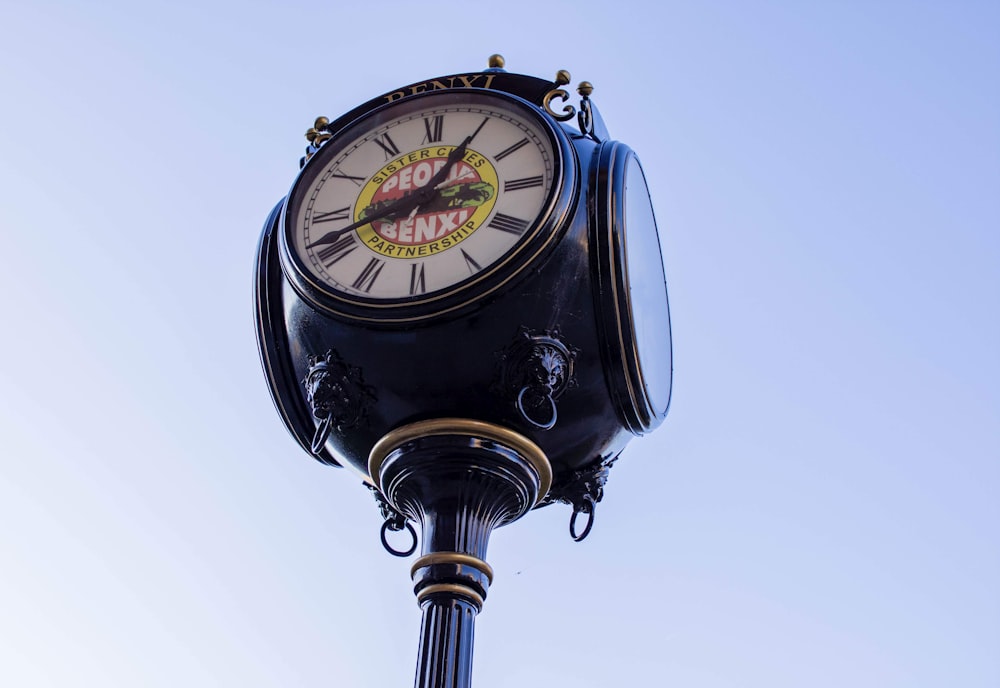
[
  {"left": 591, "top": 142, "right": 673, "bottom": 434},
  {"left": 280, "top": 88, "right": 577, "bottom": 323}
]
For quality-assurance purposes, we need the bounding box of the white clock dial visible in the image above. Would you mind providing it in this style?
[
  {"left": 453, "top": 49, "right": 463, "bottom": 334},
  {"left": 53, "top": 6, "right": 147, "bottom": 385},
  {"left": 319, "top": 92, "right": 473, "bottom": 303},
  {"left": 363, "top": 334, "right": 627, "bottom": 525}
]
[
  {"left": 592, "top": 143, "right": 672, "bottom": 434},
  {"left": 622, "top": 155, "right": 672, "bottom": 420},
  {"left": 283, "top": 90, "right": 564, "bottom": 315}
]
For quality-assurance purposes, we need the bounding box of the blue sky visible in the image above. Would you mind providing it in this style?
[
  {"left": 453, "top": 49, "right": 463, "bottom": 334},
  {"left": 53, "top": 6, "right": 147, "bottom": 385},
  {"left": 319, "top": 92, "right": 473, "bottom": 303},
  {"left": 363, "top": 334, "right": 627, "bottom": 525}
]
[{"left": 1, "top": 1, "right": 997, "bottom": 686}]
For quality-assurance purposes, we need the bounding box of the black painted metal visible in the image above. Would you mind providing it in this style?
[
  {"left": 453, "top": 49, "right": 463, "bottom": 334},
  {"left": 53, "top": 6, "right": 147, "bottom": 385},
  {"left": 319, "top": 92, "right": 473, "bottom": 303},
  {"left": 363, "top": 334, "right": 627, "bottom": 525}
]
[
  {"left": 494, "top": 327, "right": 578, "bottom": 431},
  {"left": 378, "top": 434, "right": 542, "bottom": 688},
  {"left": 302, "top": 348, "right": 376, "bottom": 455},
  {"left": 255, "top": 200, "right": 343, "bottom": 466},
  {"left": 253, "top": 59, "right": 674, "bottom": 687},
  {"left": 255, "top": 122, "right": 634, "bottom": 481},
  {"left": 540, "top": 454, "right": 619, "bottom": 541},
  {"left": 415, "top": 597, "right": 477, "bottom": 688}
]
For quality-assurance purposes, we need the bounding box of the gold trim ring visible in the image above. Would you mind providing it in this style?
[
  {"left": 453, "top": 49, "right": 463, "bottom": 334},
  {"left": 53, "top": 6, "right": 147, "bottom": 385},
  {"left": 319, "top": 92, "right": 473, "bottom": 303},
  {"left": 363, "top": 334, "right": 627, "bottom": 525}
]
[
  {"left": 368, "top": 418, "right": 552, "bottom": 504},
  {"left": 411, "top": 552, "right": 495, "bottom": 584},
  {"left": 416, "top": 583, "right": 485, "bottom": 609}
]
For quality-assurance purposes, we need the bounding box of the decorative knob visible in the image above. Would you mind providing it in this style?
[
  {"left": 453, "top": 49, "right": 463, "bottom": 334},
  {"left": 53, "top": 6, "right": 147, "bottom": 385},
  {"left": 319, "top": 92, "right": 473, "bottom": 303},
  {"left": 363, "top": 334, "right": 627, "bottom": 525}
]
[
  {"left": 577, "top": 81, "right": 594, "bottom": 97},
  {"left": 488, "top": 54, "right": 505, "bottom": 69},
  {"left": 555, "top": 70, "right": 571, "bottom": 86},
  {"left": 305, "top": 117, "right": 331, "bottom": 143}
]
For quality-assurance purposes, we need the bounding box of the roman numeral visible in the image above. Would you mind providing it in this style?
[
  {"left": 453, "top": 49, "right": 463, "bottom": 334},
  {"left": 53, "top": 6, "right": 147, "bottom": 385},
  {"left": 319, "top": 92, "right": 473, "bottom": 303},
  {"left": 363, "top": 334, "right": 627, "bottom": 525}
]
[
  {"left": 316, "top": 234, "right": 357, "bottom": 266},
  {"left": 409, "top": 262, "right": 427, "bottom": 295},
  {"left": 494, "top": 137, "right": 529, "bottom": 161},
  {"left": 504, "top": 176, "right": 544, "bottom": 192},
  {"left": 329, "top": 171, "right": 365, "bottom": 186},
  {"left": 461, "top": 249, "right": 482, "bottom": 274},
  {"left": 352, "top": 258, "right": 384, "bottom": 292},
  {"left": 488, "top": 213, "right": 530, "bottom": 236},
  {"left": 312, "top": 207, "right": 350, "bottom": 223},
  {"left": 373, "top": 133, "right": 400, "bottom": 159},
  {"left": 422, "top": 116, "right": 444, "bottom": 144}
]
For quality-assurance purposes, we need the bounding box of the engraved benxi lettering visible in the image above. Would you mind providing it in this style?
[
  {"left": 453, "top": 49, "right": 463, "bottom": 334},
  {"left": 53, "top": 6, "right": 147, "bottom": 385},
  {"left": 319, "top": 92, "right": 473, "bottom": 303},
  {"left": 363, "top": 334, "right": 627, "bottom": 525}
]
[{"left": 382, "top": 73, "right": 498, "bottom": 104}]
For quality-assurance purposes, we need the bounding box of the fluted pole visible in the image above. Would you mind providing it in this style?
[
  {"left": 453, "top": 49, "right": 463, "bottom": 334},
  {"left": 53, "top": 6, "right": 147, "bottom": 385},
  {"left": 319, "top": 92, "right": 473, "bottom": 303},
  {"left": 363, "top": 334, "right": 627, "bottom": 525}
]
[
  {"left": 413, "top": 594, "right": 478, "bottom": 687},
  {"left": 369, "top": 419, "right": 551, "bottom": 688}
]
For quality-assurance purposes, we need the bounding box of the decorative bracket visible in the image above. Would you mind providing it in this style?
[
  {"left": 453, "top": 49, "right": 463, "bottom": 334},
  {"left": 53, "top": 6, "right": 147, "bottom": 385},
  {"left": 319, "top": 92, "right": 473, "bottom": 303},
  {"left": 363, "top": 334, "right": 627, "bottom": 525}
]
[
  {"left": 542, "top": 69, "right": 576, "bottom": 122},
  {"left": 540, "top": 455, "right": 619, "bottom": 541},
  {"left": 302, "top": 349, "right": 375, "bottom": 456},
  {"left": 576, "top": 81, "right": 609, "bottom": 142},
  {"left": 542, "top": 71, "right": 609, "bottom": 142},
  {"left": 495, "top": 327, "right": 578, "bottom": 431}
]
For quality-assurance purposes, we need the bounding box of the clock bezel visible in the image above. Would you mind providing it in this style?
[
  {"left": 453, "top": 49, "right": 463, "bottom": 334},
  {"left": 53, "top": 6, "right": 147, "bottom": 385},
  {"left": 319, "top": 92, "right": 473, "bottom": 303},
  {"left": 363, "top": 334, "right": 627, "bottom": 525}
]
[
  {"left": 590, "top": 141, "right": 673, "bottom": 434},
  {"left": 279, "top": 88, "right": 578, "bottom": 325}
]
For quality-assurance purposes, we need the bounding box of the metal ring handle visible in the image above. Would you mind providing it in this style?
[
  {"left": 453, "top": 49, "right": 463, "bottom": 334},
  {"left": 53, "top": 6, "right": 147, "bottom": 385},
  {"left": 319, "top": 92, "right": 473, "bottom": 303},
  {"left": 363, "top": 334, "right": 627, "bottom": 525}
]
[
  {"left": 380, "top": 520, "right": 418, "bottom": 557},
  {"left": 569, "top": 496, "right": 596, "bottom": 542},
  {"left": 516, "top": 386, "right": 558, "bottom": 430},
  {"left": 310, "top": 415, "right": 333, "bottom": 455}
]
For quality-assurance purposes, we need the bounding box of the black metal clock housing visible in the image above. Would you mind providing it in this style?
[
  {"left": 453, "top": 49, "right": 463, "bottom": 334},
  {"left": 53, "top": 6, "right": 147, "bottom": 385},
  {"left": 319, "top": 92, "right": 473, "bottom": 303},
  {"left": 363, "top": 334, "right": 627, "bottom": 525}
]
[
  {"left": 255, "top": 58, "right": 672, "bottom": 510},
  {"left": 254, "top": 56, "right": 675, "bottom": 688}
]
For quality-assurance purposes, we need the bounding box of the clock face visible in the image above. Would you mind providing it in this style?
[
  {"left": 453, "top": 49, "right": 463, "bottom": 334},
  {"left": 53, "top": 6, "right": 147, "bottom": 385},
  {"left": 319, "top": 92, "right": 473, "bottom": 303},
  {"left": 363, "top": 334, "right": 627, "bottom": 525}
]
[
  {"left": 282, "top": 90, "right": 571, "bottom": 321},
  {"left": 621, "top": 155, "right": 672, "bottom": 421},
  {"left": 592, "top": 143, "right": 672, "bottom": 434}
]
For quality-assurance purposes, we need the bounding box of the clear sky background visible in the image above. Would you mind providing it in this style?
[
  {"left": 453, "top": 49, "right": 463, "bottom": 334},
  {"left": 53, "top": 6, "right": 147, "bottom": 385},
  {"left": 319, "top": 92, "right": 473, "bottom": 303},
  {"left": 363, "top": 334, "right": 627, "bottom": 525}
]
[{"left": 1, "top": 1, "right": 997, "bottom": 686}]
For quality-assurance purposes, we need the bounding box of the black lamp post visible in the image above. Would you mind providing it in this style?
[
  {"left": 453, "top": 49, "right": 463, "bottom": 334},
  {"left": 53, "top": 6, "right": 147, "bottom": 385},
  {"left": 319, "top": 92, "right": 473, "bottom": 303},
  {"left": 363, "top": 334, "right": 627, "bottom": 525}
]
[{"left": 254, "top": 55, "right": 672, "bottom": 688}]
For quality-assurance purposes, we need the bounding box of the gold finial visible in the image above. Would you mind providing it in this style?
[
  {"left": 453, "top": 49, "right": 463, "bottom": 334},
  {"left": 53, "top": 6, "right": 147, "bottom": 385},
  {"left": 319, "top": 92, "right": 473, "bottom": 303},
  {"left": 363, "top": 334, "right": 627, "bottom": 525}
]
[
  {"left": 577, "top": 81, "right": 593, "bottom": 97},
  {"left": 305, "top": 116, "right": 332, "bottom": 148},
  {"left": 488, "top": 54, "right": 505, "bottom": 69},
  {"left": 555, "top": 70, "right": 571, "bottom": 86}
]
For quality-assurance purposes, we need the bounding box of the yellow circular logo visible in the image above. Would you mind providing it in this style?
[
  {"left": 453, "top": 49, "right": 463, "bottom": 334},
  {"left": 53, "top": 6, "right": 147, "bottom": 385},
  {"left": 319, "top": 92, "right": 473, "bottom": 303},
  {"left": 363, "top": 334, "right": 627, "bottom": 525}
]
[{"left": 356, "top": 146, "right": 499, "bottom": 259}]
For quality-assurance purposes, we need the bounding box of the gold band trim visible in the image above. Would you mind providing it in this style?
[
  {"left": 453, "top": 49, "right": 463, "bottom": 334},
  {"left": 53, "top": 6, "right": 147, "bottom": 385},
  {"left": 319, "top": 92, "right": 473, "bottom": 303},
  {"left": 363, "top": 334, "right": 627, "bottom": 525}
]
[
  {"left": 410, "top": 553, "right": 494, "bottom": 584},
  {"left": 368, "top": 418, "right": 552, "bottom": 504},
  {"left": 416, "top": 583, "right": 485, "bottom": 609}
]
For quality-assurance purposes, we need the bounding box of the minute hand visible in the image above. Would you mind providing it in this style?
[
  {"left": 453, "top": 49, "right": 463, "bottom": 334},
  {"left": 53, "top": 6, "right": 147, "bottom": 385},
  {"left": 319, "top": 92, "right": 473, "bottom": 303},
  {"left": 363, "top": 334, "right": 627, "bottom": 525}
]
[
  {"left": 422, "top": 115, "right": 489, "bottom": 194},
  {"left": 423, "top": 135, "right": 472, "bottom": 192},
  {"left": 306, "top": 132, "right": 480, "bottom": 249},
  {"left": 399, "top": 127, "right": 482, "bottom": 213}
]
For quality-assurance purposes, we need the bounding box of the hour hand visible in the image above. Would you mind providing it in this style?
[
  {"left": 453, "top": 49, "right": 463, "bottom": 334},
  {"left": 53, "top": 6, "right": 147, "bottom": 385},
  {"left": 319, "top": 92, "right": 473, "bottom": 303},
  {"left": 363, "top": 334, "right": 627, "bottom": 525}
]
[
  {"left": 305, "top": 193, "right": 422, "bottom": 249},
  {"left": 305, "top": 216, "right": 373, "bottom": 249}
]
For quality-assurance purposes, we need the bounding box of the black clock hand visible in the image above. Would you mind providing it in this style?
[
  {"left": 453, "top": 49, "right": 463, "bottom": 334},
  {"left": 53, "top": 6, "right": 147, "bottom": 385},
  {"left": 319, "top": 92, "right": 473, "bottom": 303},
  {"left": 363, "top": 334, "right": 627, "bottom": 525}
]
[
  {"left": 410, "top": 119, "right": 488, "bottom": 210},
  {"left": 306, "top": 192, "right": 423, "bottom": 248},
  {"left": 423, "top": 137, "right": 471, "bottom": 193},
  {"left": 305, "top": 216, "right": 378, "bottom": 249},
  {"left": 307, "top": 122, "right": 488, "bottom": 249}
]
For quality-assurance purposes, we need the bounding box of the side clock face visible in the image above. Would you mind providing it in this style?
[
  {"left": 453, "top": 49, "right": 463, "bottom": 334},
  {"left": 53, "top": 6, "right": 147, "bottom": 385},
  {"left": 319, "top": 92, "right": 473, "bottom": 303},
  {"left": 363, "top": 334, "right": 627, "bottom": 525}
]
[
  {"left": 593, "top": 143, "right": 673, "bottom": 434},
  {"left": 282, "top": 89, "right": 573, "bottom": 321}
]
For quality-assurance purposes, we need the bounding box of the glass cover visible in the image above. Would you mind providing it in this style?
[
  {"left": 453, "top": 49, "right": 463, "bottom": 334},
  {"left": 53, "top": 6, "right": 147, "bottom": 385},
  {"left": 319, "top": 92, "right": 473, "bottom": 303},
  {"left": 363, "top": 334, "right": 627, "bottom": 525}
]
[{"left": 623, "top": 157, "right": 672, "bottom": 417}]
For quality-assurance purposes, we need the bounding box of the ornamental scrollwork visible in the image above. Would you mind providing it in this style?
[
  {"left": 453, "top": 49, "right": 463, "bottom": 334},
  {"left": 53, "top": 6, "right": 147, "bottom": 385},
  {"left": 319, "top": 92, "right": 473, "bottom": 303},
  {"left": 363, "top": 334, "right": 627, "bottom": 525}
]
[
  {"left": 302, "top": 348, "right": 375, "bottom": 455},
  {"left": 542, "top": 69, "right": 576, "bottom": 122},
  {"left": 539, "top": 454, "right": 619, "bottom": 541},
  {"left": 495, "top": 327, "right": 578, "bottom": 431}
]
